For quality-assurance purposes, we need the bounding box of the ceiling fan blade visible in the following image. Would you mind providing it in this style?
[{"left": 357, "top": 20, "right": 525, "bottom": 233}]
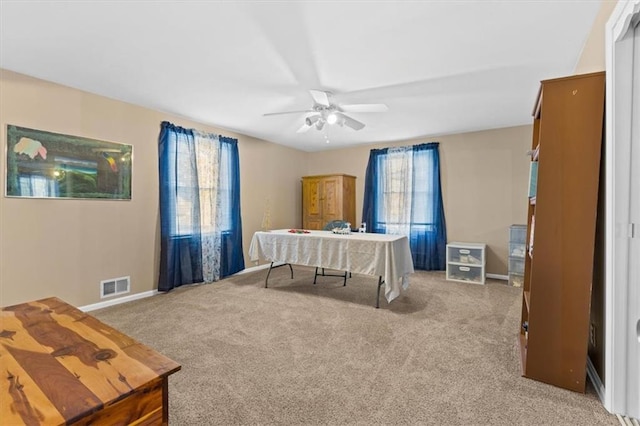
[
  {"left": 263, "top": 109, "right": 313, "bottom": 117},
  {"left": 337, "top": 112, "right": 365, "bottom": 131},
  {"left": 309, "top": 90, "right": 331, "bottom": 107},
  {"left": 340, "top": 103, "right": 389, "bottom": 113}
]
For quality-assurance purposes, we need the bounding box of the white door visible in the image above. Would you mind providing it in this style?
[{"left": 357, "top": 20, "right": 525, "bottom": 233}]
[
  {"left": 626, "top": 18, "right": 640, "bottom": 420},
  {"left": 608, "top": 1, "right": 640, "bottom": 418}
]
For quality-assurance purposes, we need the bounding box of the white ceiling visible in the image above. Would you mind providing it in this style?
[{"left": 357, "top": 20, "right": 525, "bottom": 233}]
[{"left": 0, "top": 1, "right": 601, "bottom": 152}]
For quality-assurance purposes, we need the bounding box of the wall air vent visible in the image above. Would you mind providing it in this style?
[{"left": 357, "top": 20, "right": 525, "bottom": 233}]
[{"left": 100, "top": 276, "right": 130, "bottom": 299}]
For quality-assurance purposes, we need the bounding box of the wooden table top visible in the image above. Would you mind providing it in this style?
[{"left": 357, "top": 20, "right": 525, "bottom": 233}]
[{"left": 1, "top": 297, "right": 181, "bottom": 425}]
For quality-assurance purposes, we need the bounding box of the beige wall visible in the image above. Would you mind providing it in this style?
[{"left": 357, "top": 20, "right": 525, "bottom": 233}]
[
  {"left": 574, "top": 0, "right": 618, "bottom": 73},
  {"left": 307, "top": 126, "right": 532, "bottom": 275},
  {"left": 0, "top": 69, "right": 307, "bottom": 308}
]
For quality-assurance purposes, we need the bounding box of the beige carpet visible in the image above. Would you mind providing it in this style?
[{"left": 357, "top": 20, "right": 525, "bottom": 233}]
[{"left": 93, "top": 267, "right": 617, "bottom": 425}]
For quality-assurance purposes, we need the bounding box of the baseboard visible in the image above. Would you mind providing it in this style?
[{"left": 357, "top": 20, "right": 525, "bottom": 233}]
[
  {"left": 80, "top": 265, "right": 274, "bottom": 311},
  {"left": 80, "top": 290, "right": 158, "bottom": 312},
  {"left": 587, "top": 356, "right": 606, "bottom": 405},
  {"left": 486, "top": 273, "right": 508, "bottom": 281}
]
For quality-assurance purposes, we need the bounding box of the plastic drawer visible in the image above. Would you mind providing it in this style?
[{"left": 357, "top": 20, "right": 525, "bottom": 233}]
[
  {"left": 509, "top": 257, "right": 525, "bottom": 274},
  {"left": 446, "top": 264, "right": 483, "bottom": 284},
  {"left": 447, "top": 246, "right": 484, "bottom": 265},
  {"left": 509, "top": 242, "right": 526, "bottom": 258},
  {"left": 510, "top": 225, "right": 527, "bottom": 243}
]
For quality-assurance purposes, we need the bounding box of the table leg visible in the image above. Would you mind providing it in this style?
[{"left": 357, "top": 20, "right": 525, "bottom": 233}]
[
  {"left": 265, "top": 262, "right": 274, "bottom": 288},
  {"left": 376, "top": 276, "right": 384, "bottom": 309},
  {"left": 314, "top": 268, "right": 349, "bottom": 286},
  {"left": 265, "top": 262, "right": 294, "bottom": 288}
]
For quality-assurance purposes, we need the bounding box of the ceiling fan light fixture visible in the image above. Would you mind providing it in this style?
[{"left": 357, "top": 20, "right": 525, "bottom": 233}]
[
  {"left": 264, "top": 90, "right": 385, "bottom": 134},
  {"left": 305, "top": 115, "right": 320, "bottom": 126}
]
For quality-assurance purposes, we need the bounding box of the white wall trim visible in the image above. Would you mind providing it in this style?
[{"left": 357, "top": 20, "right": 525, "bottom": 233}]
[
  {"left": 605, "top": 0, "right": 640, "bottom": 415},
  {"left": 587, "top": 356, "right": 607, "bottom": 404},
  {"left": 486, "top": 273, "right": 508, "bottom": 281},
  {"left": 80, "top": 290, "right": 158, "bottom": 312},
  {"left": 235, "top": 262, "right": 277, "bottom": 275},
  {"left": 80, "top": 264, "right": 276, "bottom": 311}
]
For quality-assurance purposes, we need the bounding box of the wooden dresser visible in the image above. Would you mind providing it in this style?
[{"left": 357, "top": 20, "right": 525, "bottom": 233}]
[
  {"left": 302, "top": 174, "right": 356, "bottom": 230},
  {"left": 1, "top": 297, "right": 181, "bottom": 425}
]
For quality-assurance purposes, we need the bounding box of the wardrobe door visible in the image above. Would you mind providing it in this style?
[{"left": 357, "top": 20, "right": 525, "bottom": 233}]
[{"left": 302, "top": 177, "right": 324, "bottom": 230}]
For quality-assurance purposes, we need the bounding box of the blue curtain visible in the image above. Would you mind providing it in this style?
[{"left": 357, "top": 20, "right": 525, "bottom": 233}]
[
  {"left": 362, "top": 142, "right": 447, "bottom": 270},
  {"left": 218, "top": 136, "right": 245, "bottom": 278},
  {"left": 158, "top": 122, "right": 244, "bottom": 292}
]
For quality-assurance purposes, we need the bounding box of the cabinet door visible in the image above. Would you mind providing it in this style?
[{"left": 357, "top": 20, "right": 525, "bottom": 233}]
[
  {"left": 321, "top": 176, "right": 343, "bottom": 224},
  {"left": 302, "top": 178, "right": 323, "bottom": 230}
]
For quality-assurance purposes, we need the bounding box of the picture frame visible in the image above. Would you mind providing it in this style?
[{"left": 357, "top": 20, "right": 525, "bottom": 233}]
[{"left": 5, "top": 125, "right": 132, "bottom": 200}]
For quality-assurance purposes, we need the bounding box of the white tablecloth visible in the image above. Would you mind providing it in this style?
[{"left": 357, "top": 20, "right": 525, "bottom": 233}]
[{"left": 249, "top": 229, "right": 414, "bottom": 303}]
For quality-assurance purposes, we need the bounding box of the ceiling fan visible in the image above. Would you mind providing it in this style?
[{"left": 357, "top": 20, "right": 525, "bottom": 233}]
[{"left": 264, "top": 90, "right": 388, "bottom": 133}]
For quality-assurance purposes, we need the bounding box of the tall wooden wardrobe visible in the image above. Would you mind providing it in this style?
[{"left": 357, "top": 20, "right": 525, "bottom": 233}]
[{"left": 302, "top": 174, "right": 356, "bottom": 230}]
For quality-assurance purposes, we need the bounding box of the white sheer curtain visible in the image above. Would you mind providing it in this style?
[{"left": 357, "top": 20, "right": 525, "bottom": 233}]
[
  {"left": 381, "top": 147, "right": 413, "bottom": 236},
  {"left": 194, "top": 130, "right": 222, "bottom": 283}
]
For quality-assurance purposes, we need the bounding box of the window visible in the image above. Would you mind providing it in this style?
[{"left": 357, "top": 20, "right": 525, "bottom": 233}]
[
  {"left": 374, "top": 147, "right": 436, "bottom": 234},
  {"left": 363, "top": 142, "right": 446, "bottom": 270},
  {"left": 158, "top": 121, "right": 244, "bottom": 289},
  {"left": 168, "top": 132, "right": 234, "bottom": 236}
]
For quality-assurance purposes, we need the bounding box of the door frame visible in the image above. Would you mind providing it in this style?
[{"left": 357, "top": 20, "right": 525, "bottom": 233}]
[{"left": 604, "top": 0, "right": 640, "bottom": 416}]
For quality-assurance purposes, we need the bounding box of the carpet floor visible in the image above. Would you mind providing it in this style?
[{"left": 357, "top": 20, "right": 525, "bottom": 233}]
[{"left": 93, "top": 267, "right": 617, "bottom": 425}]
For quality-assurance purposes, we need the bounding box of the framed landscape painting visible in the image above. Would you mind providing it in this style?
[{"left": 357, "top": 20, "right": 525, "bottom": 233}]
[{"left": 5, "top": 125, "right": 132, "bottom": 200}]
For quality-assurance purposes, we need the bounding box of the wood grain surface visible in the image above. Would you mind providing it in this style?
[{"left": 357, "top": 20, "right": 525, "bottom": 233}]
[{"left": 1, "top": 297, "right": 180, "bottom": 425}]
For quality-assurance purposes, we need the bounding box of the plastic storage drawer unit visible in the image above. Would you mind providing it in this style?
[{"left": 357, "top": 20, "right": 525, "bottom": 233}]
[
  {"left": 508, "top": 224, "right": 527, "bottom": 287},
  {"left": 446, "top": 242, "right": 486, "bottom": 284}
]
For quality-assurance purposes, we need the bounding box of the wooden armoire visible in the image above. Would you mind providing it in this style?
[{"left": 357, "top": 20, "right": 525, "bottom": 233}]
[{"left": 302, "top": 174, "right": 356, "bottom": 230}]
